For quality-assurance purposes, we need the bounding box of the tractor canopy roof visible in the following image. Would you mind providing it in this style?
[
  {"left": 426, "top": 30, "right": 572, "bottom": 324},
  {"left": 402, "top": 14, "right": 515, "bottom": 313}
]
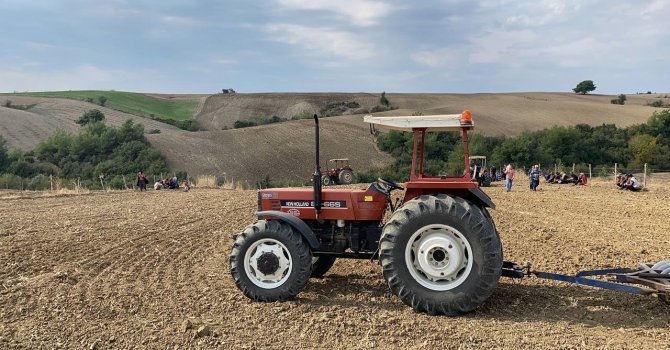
[
  {"left": 364, "top": 110, "right": 473, "bottom": 132},
  {"left": 468, "top": 156, "right": 487, "bottom": 160},
  {"left": 329, "top": 158, "right": 349, "bottom": 162}
]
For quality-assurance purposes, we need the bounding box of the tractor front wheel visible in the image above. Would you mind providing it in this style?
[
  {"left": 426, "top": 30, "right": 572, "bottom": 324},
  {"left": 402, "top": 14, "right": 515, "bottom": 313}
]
[
  {"left": 379, "top": 194, "right": 502, "bottom": 315},
  {"left": 230, "top": 220, "right": 312, "bottom": 301},
  {"left": 321, "top": 175, "right": 332, "bottom": 186},
  {"left": 338, "top": 169, "right": 354, "bottom": 185}
]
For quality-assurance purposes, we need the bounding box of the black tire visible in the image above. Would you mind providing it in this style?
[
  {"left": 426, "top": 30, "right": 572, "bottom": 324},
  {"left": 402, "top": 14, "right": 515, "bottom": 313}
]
[
  {"left": 311, "top": 256, "right": 337, "bottom": 278},
  {"left": 321, "top": 175, "right": 332, "bottom": 186},
  {"left": 230, "top": 220, "right": 312, "bottom": 301},
  {"left": 481, "top": 174, "right": 491, "bottom": 187},
  {"left": 338, "top": 169, "right": 354, "bottom": 185},
  {"left": 379, "top": 194, "right": 503, "bottom": 316}
]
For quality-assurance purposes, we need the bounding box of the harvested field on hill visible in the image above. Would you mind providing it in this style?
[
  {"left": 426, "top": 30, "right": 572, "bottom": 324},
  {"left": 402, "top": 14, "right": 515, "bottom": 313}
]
[
  {"left": 147, "top": 115, "right": 393, "bottom": 181},
  {"left": 1, "top": 179, "right": 669, "bottom": 349},
  {"left": 0, "top": 96, "right": 179, "bottom": 150},
  {"left": 197, "top": 92, "right": 663, "bottom": 135}
]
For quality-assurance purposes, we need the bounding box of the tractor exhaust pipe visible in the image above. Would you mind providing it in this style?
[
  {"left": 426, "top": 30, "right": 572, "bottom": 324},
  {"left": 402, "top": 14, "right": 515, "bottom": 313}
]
[{"left": 312, "top": 114, "right": 322, "bottom": 217}]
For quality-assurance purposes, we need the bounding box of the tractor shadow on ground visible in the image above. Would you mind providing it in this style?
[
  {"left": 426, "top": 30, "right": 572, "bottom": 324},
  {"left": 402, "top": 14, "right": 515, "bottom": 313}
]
[{"left": 304, "top": 274, "right": 669, "bottom": 329}]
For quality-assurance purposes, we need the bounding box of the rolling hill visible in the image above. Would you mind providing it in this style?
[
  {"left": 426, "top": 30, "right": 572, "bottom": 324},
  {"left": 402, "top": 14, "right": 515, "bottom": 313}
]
[{"left": 1, "top": 91, "right": 668, "bottom": 182}]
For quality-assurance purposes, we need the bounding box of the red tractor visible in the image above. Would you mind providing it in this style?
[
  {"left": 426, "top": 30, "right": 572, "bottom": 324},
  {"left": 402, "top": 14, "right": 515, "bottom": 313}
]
[
  {"left": 320, "top": 158, "right": 354, "bottom": 186},
  {"left": 230, "top": 111, "right": 504, "bottom": 315}
]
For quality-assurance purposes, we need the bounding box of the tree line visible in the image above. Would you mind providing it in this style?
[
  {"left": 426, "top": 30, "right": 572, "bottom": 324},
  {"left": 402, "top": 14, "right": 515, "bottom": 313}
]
[
  {"left": 358, "top": 110, "right": 670, "bottom": 182},
  {"left": 0, "top": 110, "right": 170, "bottom": 190}
]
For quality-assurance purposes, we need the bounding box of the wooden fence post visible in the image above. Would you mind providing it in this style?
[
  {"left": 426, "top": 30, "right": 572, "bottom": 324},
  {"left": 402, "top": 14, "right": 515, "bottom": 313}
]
[
  {"left": 644, "top": 163, "right": 647, "bottom": 187},
  {"left": 50, "top": 174, "right": 53, "bottom": 191},
  {"left": 122, "top": 175, "right": 128, "bottom": 190},
  {"left": 588, "top": 164, "right": 592, "bottom": 179}
]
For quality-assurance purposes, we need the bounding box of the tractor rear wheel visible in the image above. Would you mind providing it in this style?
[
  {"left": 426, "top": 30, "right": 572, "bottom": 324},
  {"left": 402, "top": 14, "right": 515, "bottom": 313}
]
[
  {"left": 230, "top": 220, "right": 312, "bottom": 301},
  {"left": 321, "top": 175, "right": 332, "bottom": 186},
  {"left": 379, "top": 194, "right": 502, "bottom": 315},
  {"left": 311, "top": 256, "right": 337, "bottom": 278},
  {"left": 338, "top": 169, "right": 354, "bottom": 185}
]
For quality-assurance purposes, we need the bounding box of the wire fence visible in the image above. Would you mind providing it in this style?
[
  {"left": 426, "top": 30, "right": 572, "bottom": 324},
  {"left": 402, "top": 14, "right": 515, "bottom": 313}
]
[
  {"left": 0, "top": 172, "right": 259, "bottom": 192},
  {"left": 1, "top": 163, "right": 669, "bottom": 192}
]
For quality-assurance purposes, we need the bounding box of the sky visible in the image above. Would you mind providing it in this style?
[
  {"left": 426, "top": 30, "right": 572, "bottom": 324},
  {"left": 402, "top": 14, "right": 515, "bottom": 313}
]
[{"left": 1, "top": 0, "right": 668, "bottom": 94}]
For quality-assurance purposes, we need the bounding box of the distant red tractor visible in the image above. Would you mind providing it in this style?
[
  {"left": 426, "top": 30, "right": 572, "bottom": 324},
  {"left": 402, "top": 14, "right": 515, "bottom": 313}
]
[{"left": 320, "top": 158, "right": 354, "bottom": 186}]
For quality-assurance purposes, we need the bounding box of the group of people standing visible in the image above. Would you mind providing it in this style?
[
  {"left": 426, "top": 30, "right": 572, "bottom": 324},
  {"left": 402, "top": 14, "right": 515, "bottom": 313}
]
[{"left": 499, "top": 164, "right": 588, "bottom": 192}]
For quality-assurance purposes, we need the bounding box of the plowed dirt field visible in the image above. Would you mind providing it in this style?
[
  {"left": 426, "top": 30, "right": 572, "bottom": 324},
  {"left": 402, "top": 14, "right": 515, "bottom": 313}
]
[{"left": 1, "top": 179, "right": 669, "bottom": 349}]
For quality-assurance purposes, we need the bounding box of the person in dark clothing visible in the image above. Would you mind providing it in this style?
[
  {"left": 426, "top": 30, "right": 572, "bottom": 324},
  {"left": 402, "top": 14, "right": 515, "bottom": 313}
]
[
  {"left": 136, "top": 171, "right": 147, "bottom": 191},
  {"left": 529, "top": 165, "right": 541, "bottom": 191},
  {"left": 570, "top": 172, "right": 579, "bottom": 185}
]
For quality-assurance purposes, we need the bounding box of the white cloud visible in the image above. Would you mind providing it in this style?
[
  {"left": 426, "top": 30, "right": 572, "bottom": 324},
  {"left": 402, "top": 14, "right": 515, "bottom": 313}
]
[
  {"left": 210, "top": 58, "right": 238, "bottom": 65},
  {"left": 503, "top": 0, "right": 581, "bottom": 27},
  {"left": 468, "top": 30, "right": 540, "bottom": 65},
  {"left": 81, "top": 5, "right": 141, "bottom": 19},
  {"left": 265, "top": 24, "right": 374, "bottom": 60},
  {"left": 276, "top": 0, "right": 393, "bottom": 26},
  {"left": 23, "top": 41, "right": 54, "bottom": 50},
  {"left": 411, "top": 48, "right": 461, "bottom": 68},
  {"left": 0, "top": 64, "right": 163, "bottom": 92},
  {"left": 160, "top": 15, "right": 199, "bottom": 26}
]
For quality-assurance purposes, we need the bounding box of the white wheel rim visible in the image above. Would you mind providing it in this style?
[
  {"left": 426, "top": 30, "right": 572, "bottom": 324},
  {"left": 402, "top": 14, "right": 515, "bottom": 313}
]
[
  {"left": 244, "top": 238, "right": 292, "bottom": 289},
  {"left": 343, "top": 172, "right": 352, "bottom": 182},
  {"left": 405, "top": 224, "right": 474, "bottom": 291}
]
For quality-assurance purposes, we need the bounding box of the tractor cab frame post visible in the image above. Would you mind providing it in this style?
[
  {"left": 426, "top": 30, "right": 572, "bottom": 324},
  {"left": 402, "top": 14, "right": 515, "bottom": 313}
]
[{"left": 408, "top": 127, "right": 472, "bottom": 180}]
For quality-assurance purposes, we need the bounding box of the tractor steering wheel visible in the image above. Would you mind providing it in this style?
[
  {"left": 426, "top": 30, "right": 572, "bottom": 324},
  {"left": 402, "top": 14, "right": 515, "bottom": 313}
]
[{"left": 377, "top": 178, "right": 404, "bottom": 192}]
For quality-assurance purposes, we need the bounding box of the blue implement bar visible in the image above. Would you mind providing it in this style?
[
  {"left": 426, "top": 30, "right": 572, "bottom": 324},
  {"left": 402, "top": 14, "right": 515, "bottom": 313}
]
[{"left": 534, "top": 271, "right": 652, "bottom": 295}]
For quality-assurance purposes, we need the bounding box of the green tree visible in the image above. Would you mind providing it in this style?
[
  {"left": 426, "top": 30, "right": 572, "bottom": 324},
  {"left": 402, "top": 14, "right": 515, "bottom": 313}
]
[
  {"left": 646, "top": 110, "right": 670, "bottom": 139},
  {"left": 572, "top": 80, "right": 596, "bottom": 94},
  {"left": 98, "top": 96, "right": 107, "bottom": 107},
  {"left": 0, "top": 135, "right": 9, "bottom": 172},
  {"left": 617, "top": 94, "right": 626, "bottom": 105},
  {"left": 628, "top": 134, "right": 658, "bottom": 167},
  {"left": 380, "top": 91, "right": 390, "bottom": 106},
  {"left": 76, "top": 109, "right": 106, "bottom": 126}
]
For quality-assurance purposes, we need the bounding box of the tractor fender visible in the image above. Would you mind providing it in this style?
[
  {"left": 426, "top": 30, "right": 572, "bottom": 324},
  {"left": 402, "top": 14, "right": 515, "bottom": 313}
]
[
  {"left": 256, "top": 210, "right": 320, "bottom": 249},
  {"left": 468, "top": 188, "right": 496, "bottom": 209}
]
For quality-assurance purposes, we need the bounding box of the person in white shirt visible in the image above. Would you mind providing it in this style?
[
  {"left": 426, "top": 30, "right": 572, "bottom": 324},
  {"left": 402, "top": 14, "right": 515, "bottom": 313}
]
[{"left": 624, "top": 174, "right": 642, "bottom": 191}]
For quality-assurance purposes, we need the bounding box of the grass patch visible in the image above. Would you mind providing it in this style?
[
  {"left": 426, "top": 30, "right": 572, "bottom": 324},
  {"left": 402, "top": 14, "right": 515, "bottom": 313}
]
[{"left": 11, "top": 90, "right": 199, "bottom": 121}]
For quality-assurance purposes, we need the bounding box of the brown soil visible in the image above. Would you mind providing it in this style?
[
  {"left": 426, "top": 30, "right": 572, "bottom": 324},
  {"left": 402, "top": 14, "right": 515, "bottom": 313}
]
[{"left": 1, "top": 178, "right": 669, "bottom": 349}]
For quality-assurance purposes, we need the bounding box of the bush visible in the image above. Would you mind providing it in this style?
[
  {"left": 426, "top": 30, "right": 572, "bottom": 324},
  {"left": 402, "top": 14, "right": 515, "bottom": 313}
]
[
  {"left": 0, "top": 173, "right": 24, "bottom": 190},
  {"left": 27, "top": 174, "right": 50, "bottom": 190},
  {"left": 618, "top": 94, "right": 627, "bottom": 104},
  {"left": 291, "top": 110, "right": 313, "bottom": 120},
  {"left": 648, "top": 100, "right": 664, "bottom": 107},
  {"left": 76, "top": 109, "right": 106, "bottom": 126},
  {"left": 233, "top": 120, "right": 258, "bottom": 128},
  {"left": 320, "top": 101, "right": 360, "bottom": 117},
  {"left": 371, "top": 105, "right": 394, "bottom": 113}
]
